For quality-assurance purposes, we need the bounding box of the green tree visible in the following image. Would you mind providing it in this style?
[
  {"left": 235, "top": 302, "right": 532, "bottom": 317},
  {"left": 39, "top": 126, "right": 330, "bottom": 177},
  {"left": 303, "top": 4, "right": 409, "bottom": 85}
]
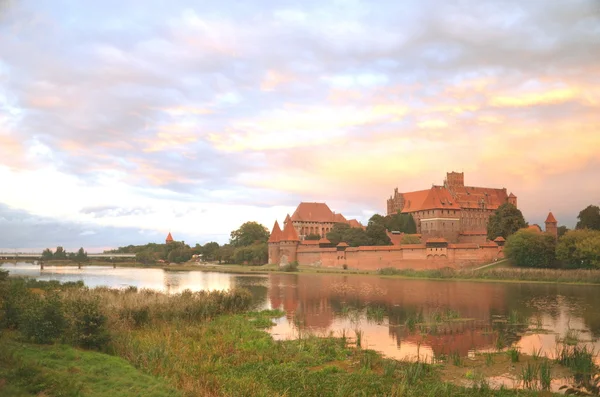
[
  {"left": 487, "top": 203, "right": 527, "bottom": 240},
  {"left": 41, "top": 248, "right": 53, "bottom": 260},
  {"left": 305, "top": 233, "right": 321, "bottom": 240},
  {"left": 54, "top": 246, "right": 67, "bottom": 260},
  {"left": 217, "top": 244, "right": 235, "bottom": 264},
  {"left": 504, "top": 229, "right": 557, "bottom": 268},
  {"left": 74, "top": 247, "right": 88, "bottom": 263},
  {"left": 557, "top": 229, "right": 600, "bottom": 268},
  {"left": 368, "top": 214, "right": 386, "bottom": 228},
  {"left": 401, "top": 234, "right": 421, "bottom": 244},
  {"left": 576, "top": 205, "right": 600, "bottom": 230},
  {"left": 575, "top": 234, "right": 600, "bottom": 268},
  {"left": 557, "top": 225, "right": 569, "bottom": 238},
  {"left": 384, "top": 213, "right": 417, "bottom": 234},
  {"left": 366, "top": 223, "right": 391, "bottom": 246},
  {"left": 200, "top": 242, "right": 220, "bottom": 262},
  {"left": 326, "top": 223, "right": 351, "bottom": 246},
  {"left": 230, "top": 222, "right": 270, "bottom": 247}
]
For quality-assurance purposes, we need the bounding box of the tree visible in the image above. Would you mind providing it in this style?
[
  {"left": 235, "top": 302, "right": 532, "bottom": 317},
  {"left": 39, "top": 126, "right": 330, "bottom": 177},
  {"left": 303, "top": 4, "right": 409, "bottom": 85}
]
[
  {"left": 487, "top": 203, "right": 527, "bottom": 240},
  {"left": 557, "top": 226, "right": 569, "bottom": 238},
  {"left": 230, "top": 222, "right": 270, "bottom": 247},
  {"left": 41, "top": 248, "right": 53, "bottom": 260},
  {"left": 366, "top": 223, "right": 391, "bottom": 246},
  {"left": 54, "top": 246, "right": 67, "bottom": 260},
  {"left": 200, "top": 242, "right": 220, "bottom": 262},
  {"left": 74, "top": 247, "right": 88, "bottom": 263},
  {"left": 326, "top": 223, "right": 352, "bottom": 246},
  {"left": 368, "top": 214, "right": 386, "bottom": 228},
  {"left": 305, "top": 233, "right": 321, "bottom": 241},
  {"left": 556, "top": 229, "right": 600, "bottom": 268},
  {"left": 576, "top": 205, "right": 600, "bottom": 230},
  {"left": 217, "top": 244, "right": 235, "bottom": 264},
  {"left": 384, "top": 213, "right": 417, "bottom": 234},
  {"left": 504, "top": 229, "right": 557, "bottom": 268}
]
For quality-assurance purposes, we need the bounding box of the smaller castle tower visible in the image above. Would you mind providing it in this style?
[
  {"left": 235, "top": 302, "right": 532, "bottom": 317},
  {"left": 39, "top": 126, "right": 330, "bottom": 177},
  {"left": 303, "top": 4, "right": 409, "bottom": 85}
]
[
  {"left": 279, "top": 219, "right": 299, "bottom": 265},
  {"left": 166, "top": 232, "right": 174, "bottom": 244},
  {"left": 508, "top": 192, "right": 517, "bottom": 207},
  {"left": 545, "top": 212, "right": 558, "bottom": 239},
  {"left": 267, "top": 221, "right": 282, "bottom": 265}
]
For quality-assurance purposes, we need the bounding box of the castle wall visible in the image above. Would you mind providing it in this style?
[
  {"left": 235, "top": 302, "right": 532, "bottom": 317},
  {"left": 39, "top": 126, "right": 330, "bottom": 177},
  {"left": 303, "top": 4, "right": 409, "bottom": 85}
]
[{"left": 289, "top": 243, "right": 502, "bottom": 270}]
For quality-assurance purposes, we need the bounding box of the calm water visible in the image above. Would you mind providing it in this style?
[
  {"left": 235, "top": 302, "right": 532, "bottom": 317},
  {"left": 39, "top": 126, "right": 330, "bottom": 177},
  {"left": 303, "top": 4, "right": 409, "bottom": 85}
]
[{"left": 3, "top": 262, "right": 600, "bottom": 363}]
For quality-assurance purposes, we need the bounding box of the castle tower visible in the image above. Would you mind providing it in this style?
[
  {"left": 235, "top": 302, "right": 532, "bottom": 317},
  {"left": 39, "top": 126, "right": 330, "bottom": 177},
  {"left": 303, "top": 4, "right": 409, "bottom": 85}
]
[
  {"left": 545, "top": 212, "right": 558, "bottom": 239},
  {"left": 268, "top": 221, "right": 282, "bottom": 265},
  {"left": 279, "top": 220, "right": 300, "bottom": 265},
  {"left": 508, "top": 192, "right": 517, "bottom": 207},
  {"left": 165, "top": 232, "right": 174, "bottom": 244},
  {"left": 445, "top": 171, "right": 464, "bottom": 189}
]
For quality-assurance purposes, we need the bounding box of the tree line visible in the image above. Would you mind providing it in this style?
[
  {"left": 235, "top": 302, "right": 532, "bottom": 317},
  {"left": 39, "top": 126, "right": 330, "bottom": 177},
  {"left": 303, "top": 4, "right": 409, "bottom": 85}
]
[
  {"left": 41, "top": 247, "right": 89, "bottom": 263},
  {"left": 495, "top": 204, "right": 600, "bottom": 268}
]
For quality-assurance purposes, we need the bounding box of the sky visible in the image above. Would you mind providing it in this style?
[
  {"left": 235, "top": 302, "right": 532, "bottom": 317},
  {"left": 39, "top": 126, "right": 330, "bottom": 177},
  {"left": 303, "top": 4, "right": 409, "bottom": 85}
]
[{"left": 1, "top": 0, "right": 599, "bottom": 252}]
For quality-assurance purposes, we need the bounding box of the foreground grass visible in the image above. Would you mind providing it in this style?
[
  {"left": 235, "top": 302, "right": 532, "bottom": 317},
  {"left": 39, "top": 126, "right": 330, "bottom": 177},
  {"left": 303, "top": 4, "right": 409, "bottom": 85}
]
[
  {"left": 0, "top": 334, "right": 182, "bottom": 397},
  {"left": 111, "top": 310, "right": 557, "bottom": 396}
]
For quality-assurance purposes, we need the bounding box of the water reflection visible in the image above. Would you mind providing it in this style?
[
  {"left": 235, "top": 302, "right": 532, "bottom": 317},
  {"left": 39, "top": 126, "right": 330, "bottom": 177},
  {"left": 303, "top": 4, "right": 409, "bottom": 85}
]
[{"left": 3, "top": 262, "right": 600, "bottom": 363}]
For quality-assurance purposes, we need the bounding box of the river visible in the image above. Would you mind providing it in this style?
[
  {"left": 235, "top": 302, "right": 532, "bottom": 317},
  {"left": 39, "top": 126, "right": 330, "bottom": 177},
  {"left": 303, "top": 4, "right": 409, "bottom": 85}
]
[{"left": 3, "top": 262, "right": 600, "bottom": 364}]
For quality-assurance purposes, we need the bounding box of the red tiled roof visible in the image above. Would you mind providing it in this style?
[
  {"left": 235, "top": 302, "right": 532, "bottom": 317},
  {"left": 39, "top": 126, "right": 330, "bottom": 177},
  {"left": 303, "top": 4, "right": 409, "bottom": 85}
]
[
  {"left": 165, "top": 232, "right": 173, "bottom": 242},
  {"left": 509, "top": 192, "right": 516, "bottom": 198},
  {"left": 281, "top": 221, "right": 299, "bottom": 241},
  {"left": 450, "top": 185, "right": 509, "bottom": 210},
  {"left": 333, "top": 213, "right": 347, "bottom": 223},
  {"left": 268, "top": 221, "right": 282, "bottom": 243},
  {"left": 545, "top": 212, "right": 557, "bottom": 223},
  {"left": 337, "top": 242, "right": 349, "bottom": 247},
  {"left": 400, "top": 189, "right": 431, "bottom": 213},
  {"left": 386, "top": 231, "right": 404, "bottom": 246},
  {"left": 347, "top": 219, "right": 362, "bottom": 228},
  {"left": 493, "top": 236, "right": 506, "bottom": 242},
  {"left": 318, "top": 237, "right": 331, "bottom": 244},
  {"left": 291, "top": 202, "right": 335, "bottom": 222},
  {"left": 447, "top": 243, "right": 479, "bottom": 249},
  {"left": 284, "top": 214, "right": 292, "bottom": 223}
]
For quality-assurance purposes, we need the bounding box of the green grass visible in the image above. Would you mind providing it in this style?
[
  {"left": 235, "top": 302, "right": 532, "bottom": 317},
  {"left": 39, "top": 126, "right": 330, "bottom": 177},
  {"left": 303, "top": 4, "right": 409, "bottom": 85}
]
[{"left": 0, "top": 335, "right": 182, "bottom": 397}]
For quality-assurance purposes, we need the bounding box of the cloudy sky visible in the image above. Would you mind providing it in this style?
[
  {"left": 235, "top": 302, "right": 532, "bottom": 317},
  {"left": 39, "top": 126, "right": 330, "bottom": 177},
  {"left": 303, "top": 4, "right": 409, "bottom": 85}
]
[{"left": 1, "top": 0, "right": 599, "bottom": 251}]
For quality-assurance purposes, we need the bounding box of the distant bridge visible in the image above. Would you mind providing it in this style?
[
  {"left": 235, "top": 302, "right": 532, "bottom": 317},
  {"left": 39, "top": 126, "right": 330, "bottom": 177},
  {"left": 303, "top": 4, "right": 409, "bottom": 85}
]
[{"left": 0, "top": 252, "right": 136, "bottom": 259}]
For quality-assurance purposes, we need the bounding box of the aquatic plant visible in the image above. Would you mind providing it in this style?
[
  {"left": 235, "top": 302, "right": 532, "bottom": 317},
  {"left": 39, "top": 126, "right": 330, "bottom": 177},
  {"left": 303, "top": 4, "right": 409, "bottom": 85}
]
[
  {"left": 450, "top": 350, "right": 463, "bottom": 367},
  {"left": 539, "top": 360, "right": 552, "bottom": 390},
  {"left": 520, "top": 362, "right": 539, "bottom": 390},
  {"left": 485, "top": 352, "right": 494, "bottom": 367},
  {"left": 508, "top": 347, "right": 520, "bottom": 363}
]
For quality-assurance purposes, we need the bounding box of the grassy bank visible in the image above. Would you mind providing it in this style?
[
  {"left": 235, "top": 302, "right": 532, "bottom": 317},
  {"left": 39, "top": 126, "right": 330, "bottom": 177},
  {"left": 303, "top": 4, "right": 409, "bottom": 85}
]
[
  {"left": 0, "top": 335, "right": 182, "bottom": 397},
  {"left": 3, "top": 274, "right": 590, "bottom": 396}
]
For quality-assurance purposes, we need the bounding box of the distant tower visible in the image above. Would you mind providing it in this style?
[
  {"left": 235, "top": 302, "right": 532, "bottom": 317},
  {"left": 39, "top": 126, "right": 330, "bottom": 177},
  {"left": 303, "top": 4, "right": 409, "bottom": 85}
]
[
  {"left": 166, "top": 232, "right": 174, "bottom": 244},
  {"left": 545, "top": 212, "right": 558, "bottom": 239},
  {"left": 445, "top": 171, "right": 464, "bottom": 189},
  {"left": 508, "top": 192, "right": 517, "bottom": 207}
]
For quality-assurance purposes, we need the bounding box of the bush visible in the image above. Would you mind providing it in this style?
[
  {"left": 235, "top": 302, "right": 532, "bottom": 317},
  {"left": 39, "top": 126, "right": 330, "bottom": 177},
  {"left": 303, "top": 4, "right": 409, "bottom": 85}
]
[
  {"left": 66, "top": 296, "right": 110, "bottom": 350},
  {"left": 282, "top": 261, "right": 299, "bottom": 272},
  {"left": 20, "top": 293, "right": 66, "bottom": 344},
  {"left": 557, "top": 229, "right": 600, "bottom": 268},
  {"left": 0, "top": 269, "right": 8, "bottom": 281},
  {"left": 504, "top": 229, "right": 557, "bottom": 268}
]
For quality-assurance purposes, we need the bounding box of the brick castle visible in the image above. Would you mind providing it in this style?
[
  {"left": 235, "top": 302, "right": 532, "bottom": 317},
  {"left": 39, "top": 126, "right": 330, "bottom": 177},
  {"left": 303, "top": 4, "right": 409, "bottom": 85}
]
[
  {"left": 387, "top": 171, "right": 517, "bottom": 243},
  {"left": 268, "top": 171, "right": 558, "bottom": 270}
]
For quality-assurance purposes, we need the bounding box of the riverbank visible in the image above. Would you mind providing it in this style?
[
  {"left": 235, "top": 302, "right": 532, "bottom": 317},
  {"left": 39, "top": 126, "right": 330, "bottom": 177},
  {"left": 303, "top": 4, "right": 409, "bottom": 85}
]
[
  {"left": 2, "top": 275, "right": 587, "bottom": 396},
  {"left": 161, "top": 262, "right": 600, "bottom": 286}
]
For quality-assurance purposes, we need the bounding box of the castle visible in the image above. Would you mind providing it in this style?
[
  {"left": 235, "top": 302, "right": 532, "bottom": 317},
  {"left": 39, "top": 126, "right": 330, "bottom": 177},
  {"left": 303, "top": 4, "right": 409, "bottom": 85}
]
[
  {"left": 267, "top": 173, "right": 558, "bottom": 270},
  {"left": 387, "top": 172, "right": 517, "bottom": 243}
]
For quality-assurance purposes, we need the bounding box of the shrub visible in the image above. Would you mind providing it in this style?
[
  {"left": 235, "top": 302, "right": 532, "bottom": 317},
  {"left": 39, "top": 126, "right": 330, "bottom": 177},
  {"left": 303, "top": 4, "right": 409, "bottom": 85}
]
[
  {"left": 557, "top": 229, "right": 600, "bottom": 268},
  {"left": 66, "top": 296, "right": 110, "bottom": 350},
  {"left": 0, "top": 269, "right": 8, "bottom": 281},
  {"left": 504, "top": 229, "right": 557, "bottom": 268},
  {"left": 20, "top": 293, "right": 66, "bottom": 344},
  {"left": 282, "top": 261, "right": 299, "bottom": 272}
]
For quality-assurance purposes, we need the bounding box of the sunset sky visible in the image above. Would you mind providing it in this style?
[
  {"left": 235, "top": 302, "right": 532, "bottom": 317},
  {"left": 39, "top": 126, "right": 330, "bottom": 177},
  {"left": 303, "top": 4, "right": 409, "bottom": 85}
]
[{"left": 1, "top": 0, "right": 599, "bottom": 251}]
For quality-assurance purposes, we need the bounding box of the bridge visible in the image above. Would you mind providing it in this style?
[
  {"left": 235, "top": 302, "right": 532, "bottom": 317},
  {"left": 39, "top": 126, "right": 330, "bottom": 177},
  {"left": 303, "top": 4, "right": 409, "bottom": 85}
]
[{"left": 0, "top": 252, "right": 136, "bottom": 259}]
